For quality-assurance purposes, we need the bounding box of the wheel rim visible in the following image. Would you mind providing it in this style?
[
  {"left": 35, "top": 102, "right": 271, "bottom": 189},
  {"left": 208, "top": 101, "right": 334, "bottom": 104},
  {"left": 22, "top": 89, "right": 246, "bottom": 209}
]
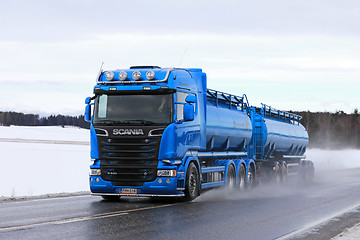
[
  {"left": 248, "top": 168, "right": 253, "bottom": 185},
  {"left": 227, "top": 167, "right": 236, "bottom": 190},
  {"left": 239, "top": 168, "right": 245, "bottom": 190},
  {"left": 189, "top": 171, "right": 197, "bottom": 196}
]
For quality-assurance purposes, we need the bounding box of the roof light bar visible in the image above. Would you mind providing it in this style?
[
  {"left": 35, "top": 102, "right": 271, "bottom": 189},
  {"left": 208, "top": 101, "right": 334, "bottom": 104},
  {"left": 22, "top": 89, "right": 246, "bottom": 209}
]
[{"left": 96, "top": 68, "right": 174, "bottom": 84}]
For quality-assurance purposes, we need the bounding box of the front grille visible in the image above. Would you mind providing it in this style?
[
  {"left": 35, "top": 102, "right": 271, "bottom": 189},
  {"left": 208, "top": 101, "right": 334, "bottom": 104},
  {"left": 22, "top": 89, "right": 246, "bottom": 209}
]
[{"left": 96, "top": 127, "right": 162, "bottom": 185}]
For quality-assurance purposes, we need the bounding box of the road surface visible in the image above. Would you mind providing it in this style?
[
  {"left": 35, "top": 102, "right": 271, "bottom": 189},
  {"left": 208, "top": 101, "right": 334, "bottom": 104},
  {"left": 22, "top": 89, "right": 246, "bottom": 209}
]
[{"left": 1, "top": 168, "right": 360, "bottom": 240}]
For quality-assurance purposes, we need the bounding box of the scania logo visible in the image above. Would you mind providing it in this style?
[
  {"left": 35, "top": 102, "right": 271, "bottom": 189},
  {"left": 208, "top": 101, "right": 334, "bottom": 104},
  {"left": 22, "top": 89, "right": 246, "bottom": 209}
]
[{"left": 113, "top": 129, "right": 144, "bottom": 136}]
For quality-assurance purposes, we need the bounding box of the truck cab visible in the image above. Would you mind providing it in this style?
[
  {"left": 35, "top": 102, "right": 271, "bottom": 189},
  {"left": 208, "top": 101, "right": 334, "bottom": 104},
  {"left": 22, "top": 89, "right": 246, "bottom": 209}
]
[{"left": 86, "top": 67, "right": 208, "bottom": 200}]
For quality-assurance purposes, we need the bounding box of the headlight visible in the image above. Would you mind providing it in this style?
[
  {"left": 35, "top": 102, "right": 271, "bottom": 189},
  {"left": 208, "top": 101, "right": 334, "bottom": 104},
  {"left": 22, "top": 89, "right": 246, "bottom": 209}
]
[
  {"left": 90, "top": 169, "right": 101, "bottom": 176},
  {"left": 132, "top": 71, "right": 141, "bottom": 81},
  {"left": 119, "top": 71, "right": 128, "bottom": 81},
  {"left": 157, "top": 169, "right": 177, "bottom": 177},
  {"left": 105, "top": 71, "right": 114, "bottom": 81},
  {"left": 146, "top": 70, "right": 155, "bottom": 80}
]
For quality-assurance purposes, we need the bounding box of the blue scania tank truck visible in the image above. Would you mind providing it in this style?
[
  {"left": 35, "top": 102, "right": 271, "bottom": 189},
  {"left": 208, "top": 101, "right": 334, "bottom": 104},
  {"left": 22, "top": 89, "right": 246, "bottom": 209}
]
[{"left": 85, "top": 66, "right": 314, "bottom": 201}]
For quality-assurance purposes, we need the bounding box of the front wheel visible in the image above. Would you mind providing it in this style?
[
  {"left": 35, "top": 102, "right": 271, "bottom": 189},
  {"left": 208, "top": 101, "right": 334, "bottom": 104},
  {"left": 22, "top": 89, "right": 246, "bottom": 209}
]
[{"left": 184, "top": 162, "right": 200, "bottom": 201}]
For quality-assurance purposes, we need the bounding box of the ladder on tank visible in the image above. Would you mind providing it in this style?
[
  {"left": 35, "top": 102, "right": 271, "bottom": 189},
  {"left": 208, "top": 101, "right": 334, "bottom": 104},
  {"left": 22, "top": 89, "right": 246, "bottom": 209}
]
[{"left": 253, "top": 116, "right": 264, "bottom": 160}]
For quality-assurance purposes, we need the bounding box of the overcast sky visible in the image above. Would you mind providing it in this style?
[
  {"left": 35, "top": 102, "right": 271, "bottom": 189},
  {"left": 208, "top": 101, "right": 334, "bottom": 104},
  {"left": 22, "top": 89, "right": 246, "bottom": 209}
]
[{"left": 1, "top": 0, "right": 359, "bottom": 116}]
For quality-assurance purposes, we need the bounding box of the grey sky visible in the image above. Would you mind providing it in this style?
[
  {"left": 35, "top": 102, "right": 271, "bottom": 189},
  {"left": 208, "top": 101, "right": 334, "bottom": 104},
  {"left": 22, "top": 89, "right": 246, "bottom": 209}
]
[{"left": 1, "top": 0, "right": 359, "bottom": 115}]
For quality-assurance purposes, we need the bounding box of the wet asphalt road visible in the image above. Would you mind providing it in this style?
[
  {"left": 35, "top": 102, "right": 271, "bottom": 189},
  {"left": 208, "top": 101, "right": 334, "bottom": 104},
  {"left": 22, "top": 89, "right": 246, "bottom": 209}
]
[{"left": 1, "top": 168, "right": 360, "bottom": 240}]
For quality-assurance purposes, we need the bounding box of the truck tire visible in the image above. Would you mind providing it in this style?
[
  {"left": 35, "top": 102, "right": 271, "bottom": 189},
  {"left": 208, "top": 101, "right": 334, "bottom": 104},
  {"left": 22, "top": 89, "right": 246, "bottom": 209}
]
[
  {"left": 184, "top": 162, "right": 200, "bottom": 201},
  {"left": 247, "top": 165, "right": 256, "bottom": 189},
  {"left": 226, "top": 165, "right": 236, "bottom": 191},
  {"left": 300, "top": 160, "right": 315, "bottom": 183},
  {"left": 238, "top": 164, "right": 246, "bottom": 191},
  {"left": 101, "top": 195, "right": 121, "bottom": 201},
  {"left": 275, "top": 162, "right": 281, "bottom": 184},
  {"left": 280, "top": 161, "right": 288, "bottom": 182}
]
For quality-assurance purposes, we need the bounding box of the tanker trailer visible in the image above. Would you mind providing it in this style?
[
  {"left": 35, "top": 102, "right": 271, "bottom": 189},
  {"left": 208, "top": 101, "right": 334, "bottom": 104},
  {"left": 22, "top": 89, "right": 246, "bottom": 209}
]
[{"left": 250, "top": 104, "right": 314, "bottom": 183}]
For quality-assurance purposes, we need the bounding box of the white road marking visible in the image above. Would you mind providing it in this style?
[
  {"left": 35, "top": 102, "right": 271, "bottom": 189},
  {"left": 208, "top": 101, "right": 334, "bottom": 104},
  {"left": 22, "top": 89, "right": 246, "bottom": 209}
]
[
  {"left": 0, "top": 203, "right": 176, "bottom": 232},
  {"left": 54, "top": 212, "right": 129, "bottom": 224}
]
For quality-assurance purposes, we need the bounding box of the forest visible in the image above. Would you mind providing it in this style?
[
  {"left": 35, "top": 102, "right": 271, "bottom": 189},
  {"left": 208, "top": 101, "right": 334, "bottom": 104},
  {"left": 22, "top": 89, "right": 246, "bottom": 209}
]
[
  {"left": 0, "top": 110, "right": 359, "bottom": 149},
  {"left": 0, "top": 111, "right": 89, "bottom": 129},
  {"left": 294, "top": 109, "right": 360, "bottom": 149}
]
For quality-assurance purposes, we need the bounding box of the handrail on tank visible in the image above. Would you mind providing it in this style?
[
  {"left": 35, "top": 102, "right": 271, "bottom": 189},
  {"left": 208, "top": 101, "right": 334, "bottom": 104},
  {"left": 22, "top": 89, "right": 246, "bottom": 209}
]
[
  {"left": 206, "top": 89, "right": 249, "bottom": 112},
  {"left": 242, "top": 94, "right": 250, "bottom": 111},
  {"left": 260, "top": 103, "right": 302, "bottom": 125}
]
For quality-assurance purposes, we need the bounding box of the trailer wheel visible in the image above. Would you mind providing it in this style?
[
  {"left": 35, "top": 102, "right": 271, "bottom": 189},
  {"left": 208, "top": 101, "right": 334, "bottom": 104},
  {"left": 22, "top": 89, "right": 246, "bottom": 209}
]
[
  {"left": 184, "top": 162, "right": 200, "bottom": 201},
  {"left": 247, "top": 165, "right": 256, "bottom": 189},
  {"left": 101, "top": 195, "right": 121, "bottom": 201},
  {"left": 275, "top": 163, "right": 282, "bottom": 184},
  {"left": 226, "top": 165, "right": 236, "bottom": 191},
  {"left": 280, "top": 161, "right": 288, "bottom": 182},
  {"left": 300, "top": 160, "right": 315, "bottom": 183},
  {"left": 238, "top": 164, "right": 246, "bottom": 191}
]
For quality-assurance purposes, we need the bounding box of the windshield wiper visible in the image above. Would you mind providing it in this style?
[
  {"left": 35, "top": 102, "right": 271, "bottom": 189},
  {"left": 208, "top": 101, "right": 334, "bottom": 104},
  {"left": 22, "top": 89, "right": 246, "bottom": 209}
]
[
  {"left": 123, "top": 120, "right": 155, "bottom": 125},
  {"left": 94, "top": 120, "right": 123, "bottom": 125},
  {"left": 94, "top": 120, "right": 156, "bottom": 126}
]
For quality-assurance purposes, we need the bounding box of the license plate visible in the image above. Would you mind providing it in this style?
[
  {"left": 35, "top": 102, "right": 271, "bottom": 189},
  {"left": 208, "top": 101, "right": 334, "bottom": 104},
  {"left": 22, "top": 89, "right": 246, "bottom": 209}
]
[{"left": 119, "top": 188, "right": 138, "bottom": 194}]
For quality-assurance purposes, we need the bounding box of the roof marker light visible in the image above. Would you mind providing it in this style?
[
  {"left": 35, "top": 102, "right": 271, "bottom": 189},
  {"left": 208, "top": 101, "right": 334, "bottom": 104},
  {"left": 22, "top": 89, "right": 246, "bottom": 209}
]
[
  {"left": 146, "top": 70, "right": 155, "bottom": 80},
  {"left": 105, "top": 71, "right": 114, "bottom": 81},
  {"left": 132, "top": 71, "right": 141, "bottom": 81},
  {"left": 119, "top": 71, "right": 128, "bottom": 81}
]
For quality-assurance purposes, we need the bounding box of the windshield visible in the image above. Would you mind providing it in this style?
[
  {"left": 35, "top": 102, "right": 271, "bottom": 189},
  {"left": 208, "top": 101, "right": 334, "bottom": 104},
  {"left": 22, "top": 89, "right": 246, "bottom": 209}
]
[{"left": 93, "top": 94, "right": 173, "bottom": 125}]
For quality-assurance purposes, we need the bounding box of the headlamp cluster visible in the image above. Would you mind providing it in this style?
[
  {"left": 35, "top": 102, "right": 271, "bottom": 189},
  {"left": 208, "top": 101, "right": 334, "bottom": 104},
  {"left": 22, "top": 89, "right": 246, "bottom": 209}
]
[{"left": 104, "top": 70, "right": 156, "bottom": 81}]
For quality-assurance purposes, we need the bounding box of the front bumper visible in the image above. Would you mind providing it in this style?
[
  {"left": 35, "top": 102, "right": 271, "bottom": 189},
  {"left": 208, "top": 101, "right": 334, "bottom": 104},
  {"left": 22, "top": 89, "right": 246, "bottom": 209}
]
[{"left": 89, "top": 175, "right": 185, "bottom": 196}]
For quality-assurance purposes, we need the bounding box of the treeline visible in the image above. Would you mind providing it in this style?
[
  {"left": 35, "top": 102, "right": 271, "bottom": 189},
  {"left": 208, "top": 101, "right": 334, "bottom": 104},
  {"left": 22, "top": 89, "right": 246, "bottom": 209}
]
[
  {"left": 295, "top": 109, "right": 360, "bottom": 149},
  {"left": 0, "top": 111, "right": 90, "bottom": 129},
  {"left": 1, "top": 110, "right": 360, "bottom": 149}
]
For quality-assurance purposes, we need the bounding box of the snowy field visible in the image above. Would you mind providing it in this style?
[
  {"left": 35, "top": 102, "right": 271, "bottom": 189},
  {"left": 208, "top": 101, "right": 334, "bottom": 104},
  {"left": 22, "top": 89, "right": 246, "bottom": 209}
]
[
  {"left": 0, "top": 126, "right": 90, "bottom": 197},
  {"left": 0, "top": 126, "right": 360, "bottom": 198}
]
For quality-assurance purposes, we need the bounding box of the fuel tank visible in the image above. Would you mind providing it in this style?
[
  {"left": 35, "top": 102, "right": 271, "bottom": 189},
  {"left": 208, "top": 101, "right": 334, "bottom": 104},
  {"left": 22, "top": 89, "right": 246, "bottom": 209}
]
[
  {"left": 205, "top": 99, "right": 252, "bottom": 151},
  {"left": 262, "top": 118, "right": 309, "bottom": 156}
]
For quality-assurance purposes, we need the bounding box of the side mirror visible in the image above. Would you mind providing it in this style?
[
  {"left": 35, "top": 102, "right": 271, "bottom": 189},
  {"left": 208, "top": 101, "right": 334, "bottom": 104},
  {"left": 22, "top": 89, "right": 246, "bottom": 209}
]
[
  {"left": 185, "top": 95, "right": 196, "bottom": 103},
  {"left": 85, "top": 97, "right": 91, "bottom": 104},
  {"left": 183, "top": 103, "right": 194, "bottom": 121},
  {"left": 84, "top": 97, "right": 92, "bottom": 123}
]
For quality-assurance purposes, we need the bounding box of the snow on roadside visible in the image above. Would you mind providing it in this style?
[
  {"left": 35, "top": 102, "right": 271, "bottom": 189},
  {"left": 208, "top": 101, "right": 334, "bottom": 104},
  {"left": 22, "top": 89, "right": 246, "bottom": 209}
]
[{"left": 332, "top": 223, "right": 360, "bottom": 240}]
